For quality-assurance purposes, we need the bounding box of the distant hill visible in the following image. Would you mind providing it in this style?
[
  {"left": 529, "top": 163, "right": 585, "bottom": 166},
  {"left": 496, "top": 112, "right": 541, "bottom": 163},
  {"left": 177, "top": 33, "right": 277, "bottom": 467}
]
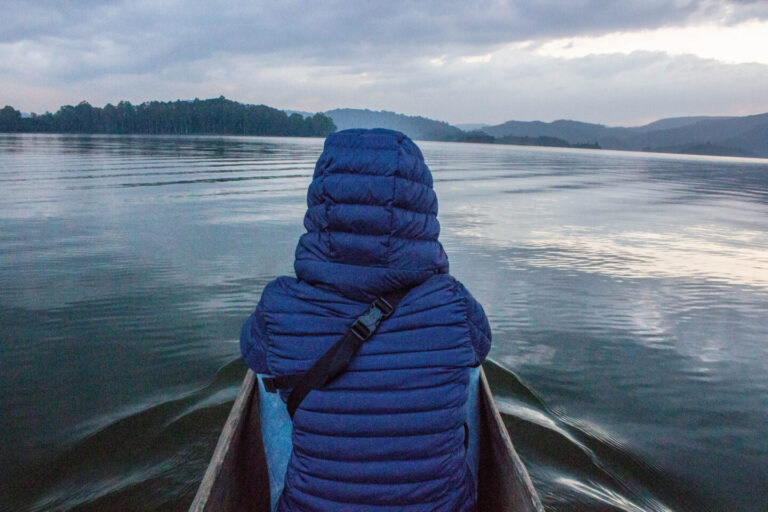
[
  {"left": 483, "top": 119, "right": 613, "bottom": 144},
  {"left": 284, "top": 109, "right": 315, "bottom": 118},
  {"left": 627, "top": 116, "right": 731, "bottom": 133},
  {"left": 481, "top": 113, "right": 768, "bottom": 158},
  {"left": 455, "top": 123, "right": 489, "bottom": 132},
  {"left": 323, "top": 109, "right": 592, "bottom": 149},
  {"left": 649, "top": 142, "right": 753, "bottom": 158},
  {"left": 496, "top": 135, "right": 599, "bottom": 149},
  {"left": 325, "top": 108, "right": 465, "bottom": 141},
  {"left": 620, "top": 113, "right": 768, "bottom": 156}
]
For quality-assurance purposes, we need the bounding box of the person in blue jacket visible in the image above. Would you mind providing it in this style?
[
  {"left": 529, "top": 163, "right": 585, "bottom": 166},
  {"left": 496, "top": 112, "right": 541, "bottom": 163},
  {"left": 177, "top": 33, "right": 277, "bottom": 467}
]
[{"left": 241, "top": 128, "right": 491, "bottom": 511}]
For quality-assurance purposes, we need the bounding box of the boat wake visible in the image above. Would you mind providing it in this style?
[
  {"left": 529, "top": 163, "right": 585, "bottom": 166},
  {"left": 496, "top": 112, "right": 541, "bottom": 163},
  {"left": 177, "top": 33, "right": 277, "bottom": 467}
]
[
  {"left": 4, "top": 359, "right": 247, "bottom": 512},
  {"left": 484, "top": 359, "right": 698, "bottom": 512}
]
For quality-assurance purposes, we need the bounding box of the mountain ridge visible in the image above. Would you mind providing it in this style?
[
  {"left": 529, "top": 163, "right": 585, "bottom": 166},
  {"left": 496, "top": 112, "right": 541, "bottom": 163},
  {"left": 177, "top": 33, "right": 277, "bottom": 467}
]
[
  {"left": 323, "top": 107, "right": 768, "bottom": 157},
  {"left": 480, "top": 113, "right": 768, "bottom": 157},
  {"left": 325, "top": 108, "right": 465, "bottom": 141}
]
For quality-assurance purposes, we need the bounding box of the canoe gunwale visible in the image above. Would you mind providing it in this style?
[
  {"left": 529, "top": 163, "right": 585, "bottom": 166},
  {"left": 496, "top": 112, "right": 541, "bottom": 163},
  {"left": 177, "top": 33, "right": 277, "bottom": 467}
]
[
  {"left": 189, "top": 370, "right": 269, "bottom": 511},
  {"left": 477, "top": 367, "right": 543, "bottom": 512},
  {"left": 189, "top": 371, "right": 256, "bottom": 510}
]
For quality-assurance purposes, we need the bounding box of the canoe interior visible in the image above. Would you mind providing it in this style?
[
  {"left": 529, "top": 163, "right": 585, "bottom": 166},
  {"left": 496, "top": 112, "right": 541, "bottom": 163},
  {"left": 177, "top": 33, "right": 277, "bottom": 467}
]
[{"left": 190, "top": 368, "right": 543, "bottom": 512}]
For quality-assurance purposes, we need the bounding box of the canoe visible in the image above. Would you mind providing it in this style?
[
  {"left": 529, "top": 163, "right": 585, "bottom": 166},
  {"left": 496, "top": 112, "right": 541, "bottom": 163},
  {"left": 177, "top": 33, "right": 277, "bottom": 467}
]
[{"left": 190, "top": 368, "right": 543, "bottom": 512}]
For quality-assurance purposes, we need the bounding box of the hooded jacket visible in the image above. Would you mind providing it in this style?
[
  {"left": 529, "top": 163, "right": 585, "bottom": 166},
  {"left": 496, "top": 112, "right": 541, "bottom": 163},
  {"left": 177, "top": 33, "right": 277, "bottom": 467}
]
[{"left": 241, "top": 128, "right": 491, "bottom": 511}]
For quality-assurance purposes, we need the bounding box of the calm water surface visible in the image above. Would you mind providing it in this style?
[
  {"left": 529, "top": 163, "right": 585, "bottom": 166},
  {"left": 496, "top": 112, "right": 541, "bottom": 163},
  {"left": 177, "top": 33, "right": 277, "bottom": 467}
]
[{"left": 1, "top": 134, "right": 767, "bottom": 511}]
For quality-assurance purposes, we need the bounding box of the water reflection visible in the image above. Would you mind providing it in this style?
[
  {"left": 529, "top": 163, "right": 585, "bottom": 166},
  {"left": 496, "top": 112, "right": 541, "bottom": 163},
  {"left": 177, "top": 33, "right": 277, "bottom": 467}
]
[
  {"left": 521, "top": 227, "right": 768, "bottom": 288},
  {"left": 1, "top": 135, "right": 767, "bottom": 511}
]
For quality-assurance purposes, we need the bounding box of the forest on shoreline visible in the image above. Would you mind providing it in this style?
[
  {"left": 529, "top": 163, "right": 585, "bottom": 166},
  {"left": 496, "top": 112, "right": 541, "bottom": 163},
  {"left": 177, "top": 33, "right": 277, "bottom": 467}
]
[{"left": 0, "top": 97, "right": 337, "bottom": 137}]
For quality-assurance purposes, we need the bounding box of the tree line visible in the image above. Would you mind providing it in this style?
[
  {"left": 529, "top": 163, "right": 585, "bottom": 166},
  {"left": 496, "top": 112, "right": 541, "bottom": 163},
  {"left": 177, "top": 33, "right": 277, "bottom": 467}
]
[{"left": 0, "top": 96, "right": 336, "bottom": 137}]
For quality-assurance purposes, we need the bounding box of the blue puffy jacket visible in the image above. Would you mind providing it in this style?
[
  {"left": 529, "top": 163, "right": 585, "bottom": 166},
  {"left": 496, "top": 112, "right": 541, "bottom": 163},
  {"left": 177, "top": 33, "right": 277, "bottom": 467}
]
[{"left": 241, "top": 128, "right": 491, "bottom": 511}]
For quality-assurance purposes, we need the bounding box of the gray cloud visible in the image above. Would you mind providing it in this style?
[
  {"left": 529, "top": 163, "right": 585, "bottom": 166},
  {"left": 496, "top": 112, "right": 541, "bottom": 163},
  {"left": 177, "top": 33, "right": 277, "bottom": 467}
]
[
  {"left": 4, "top": 1, "right": 765, "bottom": 68},
  {"left": 1, "top": 0, "right": 767, "bottom": 124}
]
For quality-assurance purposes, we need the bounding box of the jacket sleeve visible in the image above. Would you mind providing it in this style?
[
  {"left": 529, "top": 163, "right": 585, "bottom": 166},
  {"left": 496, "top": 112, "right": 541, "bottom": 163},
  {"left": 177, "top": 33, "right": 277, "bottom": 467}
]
[
  {"left": 240, "top": 294, "right": 270, "bottom": 374},
  {"left": 456, "top": 281, "right": 492, "bottom": 366}
]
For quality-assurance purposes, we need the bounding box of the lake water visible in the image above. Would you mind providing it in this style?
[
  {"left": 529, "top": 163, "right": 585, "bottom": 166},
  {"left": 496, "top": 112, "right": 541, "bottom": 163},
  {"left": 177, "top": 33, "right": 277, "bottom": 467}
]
[{"left": 1, "top": 134, "right": 766, "bottom": 512}]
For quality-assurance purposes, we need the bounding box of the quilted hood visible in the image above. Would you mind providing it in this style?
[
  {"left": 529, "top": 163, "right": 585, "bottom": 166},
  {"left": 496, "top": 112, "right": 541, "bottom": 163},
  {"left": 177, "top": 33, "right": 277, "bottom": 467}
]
[{"left": 294, "top": 128, "right": 449, "bottom": 300}]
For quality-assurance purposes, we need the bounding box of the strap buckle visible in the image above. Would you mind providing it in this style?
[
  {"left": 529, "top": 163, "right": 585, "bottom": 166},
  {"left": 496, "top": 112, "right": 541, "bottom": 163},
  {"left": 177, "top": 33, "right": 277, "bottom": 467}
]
[
  {"left": 350, "top": 303, "right": 385, "bottom": 341},
  {"left": 350, "top": 296, "right": 396, "bottom": 340},
  {"left": 350, "top": 319, "right": 372, "bottom": 341},
  {"left": 372, "top": 297, "right": 394, "bottom": 318}
]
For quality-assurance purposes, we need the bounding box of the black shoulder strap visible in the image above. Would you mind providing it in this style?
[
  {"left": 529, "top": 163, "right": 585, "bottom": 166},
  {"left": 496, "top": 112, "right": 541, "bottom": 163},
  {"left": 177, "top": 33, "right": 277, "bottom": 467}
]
[{"left": 263, "top": 289, "right": 410, "bottom": 418}]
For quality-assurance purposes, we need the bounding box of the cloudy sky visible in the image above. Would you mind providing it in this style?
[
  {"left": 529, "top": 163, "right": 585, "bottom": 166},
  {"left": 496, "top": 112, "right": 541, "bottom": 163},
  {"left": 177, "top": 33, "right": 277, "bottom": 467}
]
[{"left": 2, "top": 0, "right": 768, "bottom": 126}]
